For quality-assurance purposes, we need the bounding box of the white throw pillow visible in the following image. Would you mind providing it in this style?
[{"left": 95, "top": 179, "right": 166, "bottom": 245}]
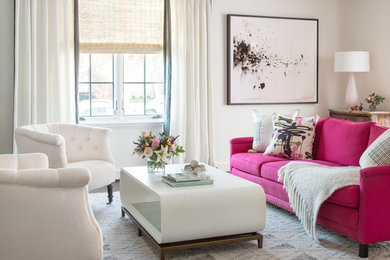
[
  {"left": 252, "top": 109, "right": 300, "bottom": 152},
  {"left": 263, "top": 114, "right": 319, "bottom": 159},
  {"left": 360, "top": 129, "right": 390, "bottom": 168}
]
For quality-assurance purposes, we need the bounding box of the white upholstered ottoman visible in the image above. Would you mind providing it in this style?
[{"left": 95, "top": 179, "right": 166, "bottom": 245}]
[{"left": 120, "top": 164, "right": 266, "bottom": 259}]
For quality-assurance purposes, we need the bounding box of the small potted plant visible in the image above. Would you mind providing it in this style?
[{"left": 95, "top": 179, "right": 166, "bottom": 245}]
[
  {"left": 133, "top": 132, "right": 184, "bottom": 173},
  {"left": 365, "top": 93, "right": 385, "bottom": 111}
]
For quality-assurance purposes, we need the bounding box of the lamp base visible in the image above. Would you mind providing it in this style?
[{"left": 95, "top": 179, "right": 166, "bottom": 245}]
[{"left": 345, "top": 72, "right": 359, "bottom": 109}]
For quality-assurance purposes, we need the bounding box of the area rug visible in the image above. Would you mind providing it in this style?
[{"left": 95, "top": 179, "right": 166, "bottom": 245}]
[{"left": 90, "top": 192, "right": 390, "bottom": 260}]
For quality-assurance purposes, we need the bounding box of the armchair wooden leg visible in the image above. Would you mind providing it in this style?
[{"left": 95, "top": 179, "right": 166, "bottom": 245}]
[
  {"left": 359, "top": 244, "right": 368, "bottom": 258},
  {"left": 107, "top": 184, "right": 113, "bottom": 204}
]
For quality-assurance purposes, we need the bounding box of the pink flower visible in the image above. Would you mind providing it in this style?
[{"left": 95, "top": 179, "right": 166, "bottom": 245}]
[
  {"left": 151, "top": 139, "right": 160, "bottom": 150},
  {"left": 143, "top": 147, "right": 153, "bottom": 157},
  {"left": 169, "top": 144, "right": 176, "bottom": 152},
  {"left": 371, "top": 97, "right": 376, "bottom": 102}
]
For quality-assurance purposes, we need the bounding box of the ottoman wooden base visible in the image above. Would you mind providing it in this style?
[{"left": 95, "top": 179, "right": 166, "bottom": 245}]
[{"left": 122, "top": 206, "right": 263, "bottom": 260}]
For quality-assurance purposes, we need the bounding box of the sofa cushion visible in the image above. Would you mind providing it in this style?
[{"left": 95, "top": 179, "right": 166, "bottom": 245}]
[
  {"left": 261, "top": 160, "right": 343, "bottom": 183},
  {"left": 261, "top": 160, "right": 360, "bottom": 208},
  {"left": 68, "top": 160, "right": 116, "bottom": 191},
  {"left": 230, "top": 153, "right": 289, "bottom": 176},
  {"left": 316, "top": 117, "right": 374, "bottom": 166},
  {"left": 368, "top": 124, "right": 388, "bottom": 146},
  {"left": 312, "top": 119, "right": 325, "bottom": 159},
  {"left": 327, "top": 185, "right": 360, "bottom": 209}
]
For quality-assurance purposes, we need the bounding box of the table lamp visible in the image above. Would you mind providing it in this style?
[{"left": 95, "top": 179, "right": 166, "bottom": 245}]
[{"left": 334, "top": 51, "right": 370, "bottom": 110}]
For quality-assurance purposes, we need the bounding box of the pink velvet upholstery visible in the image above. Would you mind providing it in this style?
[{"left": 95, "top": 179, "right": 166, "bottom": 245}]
[
  {"left": 359, "top": 166, "right": 390, "bottom": 244},
  {"left": 312, "top": 119, "right": 325, "bottom": 159},
  {"left": 230, "top": 120, "right": 390, "bottom": 256},
  {"left": 367, "top": 124, "right": 388, "bottom": 146},
  {"left": 327, "top": 186, "right": 360, "bottom": 209},
  {"left": 316, "top": 117, "right": 374, "bottom": 166},
  {"left": 318, "top": 202, "right": 359, "bottom": 240},
  {"left": 230, "top": 137, "right": 253, "bottom": 171},
  {"left": 261, "top": 160, "right": 343, "bottom": 183},
  {"left": 231, "top": 153, "right": 288, "bottom": 176}
]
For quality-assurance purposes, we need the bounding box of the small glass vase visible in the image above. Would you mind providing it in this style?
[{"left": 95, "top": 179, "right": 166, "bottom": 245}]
[
  {"left": 147, "top": 158, "right": 166, "bottom": 175},
  {"left": 368, "top": 103, "right": 376, "bottom": 111}
]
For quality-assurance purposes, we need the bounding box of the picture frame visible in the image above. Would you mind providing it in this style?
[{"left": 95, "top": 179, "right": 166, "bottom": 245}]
[{"left": 227, "top": 14, "right": 319, "bottom": 105}]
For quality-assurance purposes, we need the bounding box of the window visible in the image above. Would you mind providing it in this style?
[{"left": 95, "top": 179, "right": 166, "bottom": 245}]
[
  {"left": 78, "top": 0, "right": 164, "bottom": 123},
  {"left": 78, "top": 53, "right": 164, "bottom": 121}
]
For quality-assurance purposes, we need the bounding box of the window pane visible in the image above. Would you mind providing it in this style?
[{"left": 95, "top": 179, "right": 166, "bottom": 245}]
[
  {"left": 146, "top": 54, "right": 163, "bottom": 82},
  {"left": 146, "top": 84, "right": 164, "bottom": 115},
  {"left": 79, "top": 53, "right": 90, "bottom": 82},
  {"left": 91, "top": 54, "right": 113, "bottom": 82},
  {"left": 123, "top": 84, "right": 144, "bottom": 115},
  {"left": 78, "top": 83, "right": 90, "bottom": 117},
  {"left": 124, "top": 54, "right": 144, "bottom": 82},
  {"left": 91, "top": 84, "right": 114, "bottom": 116}
]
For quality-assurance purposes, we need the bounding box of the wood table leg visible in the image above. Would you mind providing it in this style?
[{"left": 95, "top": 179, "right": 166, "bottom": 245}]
[
  {"left": 257, "top": 234, "right": 263, "bottom": 248},
  {"left": 160, "top": 249, "right": 165, "bottom": 260},
  {"left": 359, "top": 244, "right": 368, "bottom": 258},
  {"left": 138, "top": 228, "right": 143, "bottom": 237}
]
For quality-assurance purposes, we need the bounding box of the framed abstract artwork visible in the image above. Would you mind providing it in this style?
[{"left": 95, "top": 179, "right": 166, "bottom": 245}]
[{"left": 227, "top": 15, "right": 318, "bottom": 105}]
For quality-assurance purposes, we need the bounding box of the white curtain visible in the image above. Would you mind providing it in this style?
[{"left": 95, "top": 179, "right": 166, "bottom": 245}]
[
  {"left": 170, "top": 0, "right": 215, "bottom": 165},
  {"left": 14, "top": 0, "right": 75, "bottom": 128}
]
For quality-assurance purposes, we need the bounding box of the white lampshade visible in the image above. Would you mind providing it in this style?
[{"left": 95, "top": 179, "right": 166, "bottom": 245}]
[{"left": 334, "top": 51, "right": 370, "bottom": 72}]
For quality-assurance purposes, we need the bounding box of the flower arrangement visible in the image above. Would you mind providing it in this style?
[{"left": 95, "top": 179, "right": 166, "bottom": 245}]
[
  {"left": 366, "top": 93, "right": 385, "bottom": 111},
  {"left": 133, "top": 132, "right": 184, "bottom": 171}
]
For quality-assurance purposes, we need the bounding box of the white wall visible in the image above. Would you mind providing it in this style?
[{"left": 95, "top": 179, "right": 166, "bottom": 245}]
[
  {"left": 106, "top": 123, "right": 163, "bottom": 178},
  {"left": 0, "top": 0, "right": 14, "bottom": 154},
  {"left": 211, "top": 0, "right": 345, "bottom": 168},
  {"left": 341, "top": 0, "right": 390, "bottom": 111}
]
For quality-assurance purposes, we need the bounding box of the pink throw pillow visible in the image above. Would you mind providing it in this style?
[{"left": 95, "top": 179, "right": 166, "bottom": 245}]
[
  {"left": 316, "top": 117, "right": 374, "bottom": 166},
  {"left": 368, "top": 124, "right": 388, "bottom": 146}
]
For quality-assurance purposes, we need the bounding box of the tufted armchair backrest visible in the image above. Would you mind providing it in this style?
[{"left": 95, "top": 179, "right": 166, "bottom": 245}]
[{"left": 50, "top": 124, "right": 114, "bottom": 164}]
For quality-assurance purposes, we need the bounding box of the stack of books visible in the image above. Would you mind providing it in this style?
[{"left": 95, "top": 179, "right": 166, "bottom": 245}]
[{"left": 162, "top": 172, "right": 214, "bottom": 187}]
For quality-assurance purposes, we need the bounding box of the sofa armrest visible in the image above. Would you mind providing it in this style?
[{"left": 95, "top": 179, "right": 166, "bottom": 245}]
[
  {"left": 15, "top": 127, "right": 64, "bottom": 146},
  {"left": 15, "top": 128, "right": 68, "bottom": 168},
  {"left": 0, "top": 167, "right": 102, "bottom": 260},
  {"left": 358, "top": 166, "right": 390, "bottom": 244},
  {"left": 230, "top": 137, "right": 253, "bottom": 156},
  {"left": 0, "top": 167, "right": 91, "bottom": 188},
  {"left": 0, "top": 153, "right": 49, "bottom": 169}
]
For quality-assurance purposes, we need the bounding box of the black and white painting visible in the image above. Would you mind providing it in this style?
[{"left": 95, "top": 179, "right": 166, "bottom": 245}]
[{"left": 227, "top": 15, "right": 318, "bottom": 104}]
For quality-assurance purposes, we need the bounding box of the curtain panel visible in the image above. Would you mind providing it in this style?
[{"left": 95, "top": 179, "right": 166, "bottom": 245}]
[
  {"left": 14, "top": 0, "right": 76, "bottom": 127},
  {"left": 169, "top": 0, "right": 215, "bottom": 165},
  {"left": 163, "top": 0, "right": 172, "bottom": 134}
]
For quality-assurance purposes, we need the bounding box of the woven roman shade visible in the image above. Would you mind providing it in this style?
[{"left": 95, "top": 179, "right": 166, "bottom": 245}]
[{"left": 79, "top": 0, "right": 164, "bottom": 53}]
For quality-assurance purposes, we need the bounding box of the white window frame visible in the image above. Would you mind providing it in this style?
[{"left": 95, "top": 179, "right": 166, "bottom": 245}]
[{"left": 79, "top": 53, "right": 165, "bottom": 128}]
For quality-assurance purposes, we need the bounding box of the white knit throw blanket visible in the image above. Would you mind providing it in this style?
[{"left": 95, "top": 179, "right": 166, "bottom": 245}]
[{"left": 278, "top": 162, "right": 360, "bottom": 241}]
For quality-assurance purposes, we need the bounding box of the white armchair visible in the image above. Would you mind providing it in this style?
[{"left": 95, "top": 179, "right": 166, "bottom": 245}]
[
  {"left": 0, "top": 153, "right": 102, "bottom": 260},
  {"left": 15, "top": 123, "right": 116, "bottom": 203}
]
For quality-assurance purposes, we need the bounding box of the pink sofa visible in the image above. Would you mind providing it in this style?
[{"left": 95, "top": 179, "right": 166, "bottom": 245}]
[{"left": 230, "top": 117, "right": 390, "bottom": 258}]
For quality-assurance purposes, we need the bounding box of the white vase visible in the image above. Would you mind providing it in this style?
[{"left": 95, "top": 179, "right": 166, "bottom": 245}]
[{"left": 345, "top": 72, "right": 359, "bottom": 109}]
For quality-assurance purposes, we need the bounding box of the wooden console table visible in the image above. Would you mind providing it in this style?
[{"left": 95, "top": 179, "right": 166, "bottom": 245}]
[{"left": 329, "top": 109, "right": 390, "bottom": 127}]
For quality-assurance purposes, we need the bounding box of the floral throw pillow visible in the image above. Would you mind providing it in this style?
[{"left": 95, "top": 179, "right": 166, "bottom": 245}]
[{"left": 263, "top": 114, "right": 320, "bottom": 160}]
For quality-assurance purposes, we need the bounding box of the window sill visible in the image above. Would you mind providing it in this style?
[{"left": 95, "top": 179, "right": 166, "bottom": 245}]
[{"left": 79, "top": 117, "right": 164, "bottom": 130}]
